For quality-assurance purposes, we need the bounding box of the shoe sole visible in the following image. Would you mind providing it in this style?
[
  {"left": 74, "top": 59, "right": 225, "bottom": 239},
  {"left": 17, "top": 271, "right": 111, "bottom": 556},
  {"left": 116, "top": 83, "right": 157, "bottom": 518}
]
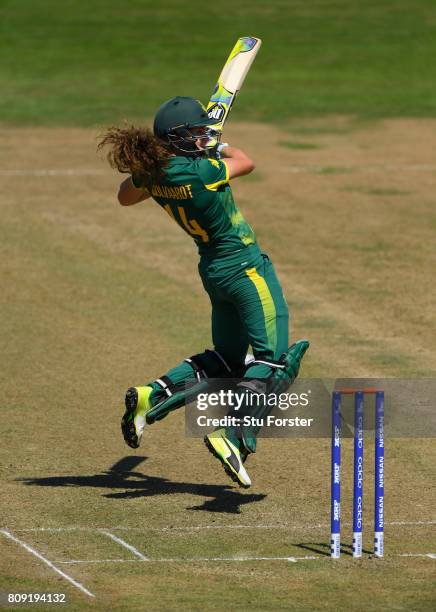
[
  {"left": 121, "top": 387, "right": 140, "bottom": 449},
  {"left": 203, "top": 435, "right": 250, "bottom": 489}
]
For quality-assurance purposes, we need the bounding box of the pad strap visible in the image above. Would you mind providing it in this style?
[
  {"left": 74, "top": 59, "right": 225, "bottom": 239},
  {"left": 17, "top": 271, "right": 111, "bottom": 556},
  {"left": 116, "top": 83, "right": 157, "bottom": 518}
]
[
  {"left": 250, "top": 357, "right": 286, "bottom": 370},
  {"left": 184, "top": 357, "right": 206, "bottom": 381},
  {"left": 155, "top": 375, "right": 177, "bottom": 397}
]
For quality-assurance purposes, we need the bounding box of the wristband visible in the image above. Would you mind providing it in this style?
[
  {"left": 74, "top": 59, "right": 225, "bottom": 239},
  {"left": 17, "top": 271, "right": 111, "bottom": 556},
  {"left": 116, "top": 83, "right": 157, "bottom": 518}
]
[{"left": 217, "top": 142, "right": 229, "bottom": 154}]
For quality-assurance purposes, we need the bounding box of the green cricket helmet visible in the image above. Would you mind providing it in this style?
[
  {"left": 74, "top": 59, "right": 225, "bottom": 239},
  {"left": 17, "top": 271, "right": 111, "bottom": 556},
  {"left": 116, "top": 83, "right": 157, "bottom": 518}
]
[{"left": 153, "top": 96, "right": 220, "bottom": 156}]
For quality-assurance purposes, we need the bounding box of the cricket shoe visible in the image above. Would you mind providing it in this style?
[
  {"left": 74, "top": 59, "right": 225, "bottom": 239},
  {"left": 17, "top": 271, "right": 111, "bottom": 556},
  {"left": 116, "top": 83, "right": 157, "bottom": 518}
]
[
  {"left": 204, "top": 429, "right": 252, "bottom": 488},
  {"left": 121, "top": 386, "right": 153, "bottom": 449}
]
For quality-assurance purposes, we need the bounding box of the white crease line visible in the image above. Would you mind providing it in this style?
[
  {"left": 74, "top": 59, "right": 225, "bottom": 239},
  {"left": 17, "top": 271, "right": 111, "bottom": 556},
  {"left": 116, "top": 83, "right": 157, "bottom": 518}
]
[
  {"left": 99, "top": 530, "right": 148, "bottom": 560},
  {"left": 11, "top": 527, "right": 89, "bottom": 532},
  {"left": 387, "top": 520, "right": 436, "bottom": 526},
  {"left": 59, "top": 559, "right": 143, "bottom": 564},
  {"left": 9, "top": 520, "right": 436, "bottom": 533},
  {"left": 9, "top": 525, "right": 290, "bottom": 532},
  {"left": 54, "top": 553, "right": 436, "bottom": 564},
  {"left": 114, "top": 523, "right": 295, "bottom": 531},
  {"left": 58, "top": 555, "right": 318, "bottom": 564},
  {"left": 0, "top": 529, "right": 94, "bottom": 598},
  {"left": 399, "top": 553, "right": 436, "bottom": 559},
  {"left": 0, "top": 169, "right": 107, "bottom": 176}
]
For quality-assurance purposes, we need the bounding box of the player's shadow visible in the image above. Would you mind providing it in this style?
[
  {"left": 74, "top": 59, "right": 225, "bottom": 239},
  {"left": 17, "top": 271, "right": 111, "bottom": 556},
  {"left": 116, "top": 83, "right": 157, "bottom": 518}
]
[
  {"left": 17, "top": 456, "right": 266, "bottom": 514},
  {"left": 296, "top": 542, "right": 338, "bottom": 557},
  {"left": 296, "top": 542, "right": 373, "bottom": 557}
]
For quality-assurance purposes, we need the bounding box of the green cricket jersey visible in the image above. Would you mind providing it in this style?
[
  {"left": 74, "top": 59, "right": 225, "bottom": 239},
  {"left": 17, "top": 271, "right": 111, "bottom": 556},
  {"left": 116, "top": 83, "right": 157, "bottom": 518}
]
[{"left": 144, "top": 156, "right": 257, "bottom": 256}]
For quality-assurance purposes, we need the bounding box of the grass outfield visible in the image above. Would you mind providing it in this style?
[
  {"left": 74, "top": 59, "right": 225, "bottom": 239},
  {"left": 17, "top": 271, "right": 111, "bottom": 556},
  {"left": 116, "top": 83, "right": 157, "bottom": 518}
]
[
  {"left": 1, "top": 0, "right": 436, "bottom": 126},
  {"left": 0, "top": 120, "right": 435, "bottom": 609}
]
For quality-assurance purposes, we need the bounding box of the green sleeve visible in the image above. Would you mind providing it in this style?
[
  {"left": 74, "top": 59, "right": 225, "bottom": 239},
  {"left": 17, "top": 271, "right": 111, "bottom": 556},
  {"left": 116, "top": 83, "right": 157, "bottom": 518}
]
[{"left": 196, "top": 158, "right": 229, "bottom": 191}]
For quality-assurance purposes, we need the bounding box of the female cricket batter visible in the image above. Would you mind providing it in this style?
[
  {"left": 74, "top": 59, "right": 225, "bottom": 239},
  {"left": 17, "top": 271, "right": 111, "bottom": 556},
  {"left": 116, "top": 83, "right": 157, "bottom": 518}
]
[{"left": 99, "top": 96, "right": 309, "bottom": 488}]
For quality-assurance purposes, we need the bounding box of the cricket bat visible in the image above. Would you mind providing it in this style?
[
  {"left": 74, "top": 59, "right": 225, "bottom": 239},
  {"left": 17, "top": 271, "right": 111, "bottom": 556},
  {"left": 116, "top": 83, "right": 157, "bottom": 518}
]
[{"left": 207, "top": 36, "right": 262, "bottom": 137}]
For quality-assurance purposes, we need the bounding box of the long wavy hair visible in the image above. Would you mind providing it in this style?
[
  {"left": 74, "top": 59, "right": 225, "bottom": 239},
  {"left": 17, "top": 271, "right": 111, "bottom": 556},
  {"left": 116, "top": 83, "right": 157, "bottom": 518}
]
[{"left": 97, "top": 125, "right": 172, "bottom": 186}]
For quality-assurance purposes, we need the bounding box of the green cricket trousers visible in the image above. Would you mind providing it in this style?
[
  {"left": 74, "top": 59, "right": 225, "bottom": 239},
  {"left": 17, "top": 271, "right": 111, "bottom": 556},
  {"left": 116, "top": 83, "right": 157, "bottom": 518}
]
[{"left": 198, "top": 244, "right": 289, "bottom": 379}]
